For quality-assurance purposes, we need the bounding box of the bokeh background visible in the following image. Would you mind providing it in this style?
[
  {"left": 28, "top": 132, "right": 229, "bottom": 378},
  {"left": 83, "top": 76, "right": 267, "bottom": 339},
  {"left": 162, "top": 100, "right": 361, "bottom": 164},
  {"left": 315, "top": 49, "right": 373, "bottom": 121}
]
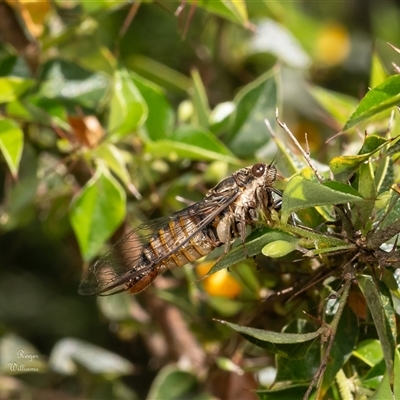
[{"left": 1, "top": 1, "right": 400, "bottom": 399}]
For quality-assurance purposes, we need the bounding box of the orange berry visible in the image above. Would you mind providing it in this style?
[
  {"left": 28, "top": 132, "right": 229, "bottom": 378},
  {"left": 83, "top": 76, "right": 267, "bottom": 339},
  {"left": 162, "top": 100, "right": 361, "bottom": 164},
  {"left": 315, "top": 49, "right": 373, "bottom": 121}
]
[
  {"left": 196, "top": 262, "right": 242, "bottom": 299},
  {"left": 315, "top": 22, "right": 350, "bottom": 66}
]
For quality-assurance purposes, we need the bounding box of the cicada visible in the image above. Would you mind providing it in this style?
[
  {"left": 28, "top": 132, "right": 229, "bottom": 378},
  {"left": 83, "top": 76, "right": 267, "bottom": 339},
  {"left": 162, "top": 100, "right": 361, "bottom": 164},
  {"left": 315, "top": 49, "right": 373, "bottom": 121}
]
[{"left": 78, "top": 163, "right": 281, "bottom": 295}]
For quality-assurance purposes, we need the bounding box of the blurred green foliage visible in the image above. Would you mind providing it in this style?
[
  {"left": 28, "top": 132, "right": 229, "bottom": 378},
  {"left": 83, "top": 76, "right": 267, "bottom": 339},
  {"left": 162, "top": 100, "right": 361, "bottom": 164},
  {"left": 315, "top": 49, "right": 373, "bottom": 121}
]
[{"left": 1, "top": 1, "right": 400, "bottom": 399}]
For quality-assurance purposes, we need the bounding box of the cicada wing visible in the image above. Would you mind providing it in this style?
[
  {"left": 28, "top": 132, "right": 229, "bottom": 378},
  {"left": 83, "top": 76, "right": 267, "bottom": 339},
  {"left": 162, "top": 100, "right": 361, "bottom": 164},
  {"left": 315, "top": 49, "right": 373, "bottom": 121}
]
[
  {"left": 78, "top": 188, "right": 240, "bottom": 296},
  {"left": 78, "top": 229, "right": 148, "bottom": 295}
]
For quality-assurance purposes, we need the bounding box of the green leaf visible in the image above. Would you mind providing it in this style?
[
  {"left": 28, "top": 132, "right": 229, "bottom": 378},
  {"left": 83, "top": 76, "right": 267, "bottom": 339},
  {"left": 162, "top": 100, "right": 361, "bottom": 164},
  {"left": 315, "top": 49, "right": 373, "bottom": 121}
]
[
  {"left": 216, "top": 319, "right": 324, "bottom": 359},
  {"left": 30, "top": 95, "right": 69, "bottom": 124},
  {"left": 39, "top": 59, "right": 108, "bottom": 109},
  {"left": 361, "top": 358, "right": 386, "bottom": 389},
  {"left": 146, "top": 365, "right": 199, "bottom": 400},
  {"left": 353, "top": 339, "right": 384, "bottom": 367},
  {"left": 385, "top": 133, "right": 400, "bottom": 158},
  {"left": 0, "top": 118, "right": 24, "bottom": 177},
  {"left": 170, "top": 125, "right": 234, "bottom": 155},
  {"left": 0, "top": 54, "right": 30, "bottom": 77},
  {"left": 228, "top": 68, "right": 279, "bottom": 157},
  {"left": 370, "top": 51, "right": 389, "bottom": 89},
  {"left": 208, "top": 229, "right": 298, "bottom": 275},
  {"left": 195, "top": 0, "right": 248, "bottom": 25},
  {"left": 359, "top": 134, "right": 388, "bottom": 155},
  {"left": 1, "top": 144, "right": 37, "bottom": 231},
  {"left": 69, "top": 167, "right": 126, "bottom": 261},
  {"left": 131, "top": 72, "right": 174, "bottom": 141},
  {"left": 330, "top": 135, "right": 388, "bottom": 181},
  {"left": 281, "top": 176, "right": 363, "bottom": 222},
  {"left": 358, "top": 275, "right": 396, "bottom": 388},
  {"left": 146, "top": 139, "right": 238, "bottom": 164},
  {"left": 94, "top": 143, "right": 131, "bottom": 188},
  {"left": 372, "top": 349, "right": 400, "bottom": 400},
  {"left": 129, "top": 55, "right": 191, "bottom": 93},
  {"left": 305, "top": 243, "right": 355, "bottom": 256},
  {"left": 277, "top": 223, "right": 352, "bottom": 253},
  {"left": 6, "top": 96, "right": 70, "bottom": 131},
  {"left": 108, "top": 69, "right": 148, "bottom": 140},
  {"left": 190, "top": 69, "right": 210, "bottom": 128},
  {"left": 6, "top": 99, "right": 35, "bottom": 121},
  {"left": 375, "top": 157, "right": 392, "bottom": 194},
  {"left": 378, "top": 190, "right": 400, "bottom": 230},
  {"left": 275, "top": 320, "right": 321, "bottom": 383},
  {"left": 354, "top": 162, "right": 376, "bottom": 231},
  {"left": 229, "top": 262, "right": 260, "bottom": 296},
  {"left": 308, "top": 85, "right": 358, "bottom": 126},
  {"left": 49, "top": 338, "right": 133, "bottom": 376},
  {"left": 330, "top": 154, "right": 371, "bottom": 181},
  {"left": 207, "top": 297, "right": 244, "bottom": 317},
  {"left": 0, "top": 76, "right": 34, "bottom": 104},
  {"left": 320, "top": 306, "right": 359, "bottom": 396},
  {"left": 257, "top": 385, "right": 309, "bottom": 400},
  {"left": 146, "top": 125, "right": 239, "bottom": 164},
  {"left": 344, "top": 75, "right": 400, "bottom": 130},
  {"left": 81, "top": 0, "right": 120, "bottom": 12}
]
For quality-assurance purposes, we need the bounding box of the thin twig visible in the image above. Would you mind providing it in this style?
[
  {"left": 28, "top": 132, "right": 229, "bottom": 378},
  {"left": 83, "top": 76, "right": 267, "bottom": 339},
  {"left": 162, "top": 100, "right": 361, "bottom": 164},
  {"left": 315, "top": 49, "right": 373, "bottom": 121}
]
[
  {"left": 370, "top": 187, "right": 399, "bottom": 235},
  {"left": 119, "top": 1, "right": 141, "bottom": 38},
  {"left": 303, "top": 277, "right": 352, "bottom": 400},
  {"left": 274, "top": 109, "right": 324, "bottom": 182},
  {"left": 368, "top": 218, "right": 400, "bottom": 250},
  {"left": 325, "top": 130, "right": 345, "bottom": 144},
  {"left": 387, "top": 42, "right": 400, "bottom": 55},
  {"left": 264, "top": 118, "right": 277, "bottom": 138},
  {"left": 304, "top": 132, "right": 310, "bottom": 155},
  {"left": 145, "top": 286, "right": 207, "bottom": 375}
]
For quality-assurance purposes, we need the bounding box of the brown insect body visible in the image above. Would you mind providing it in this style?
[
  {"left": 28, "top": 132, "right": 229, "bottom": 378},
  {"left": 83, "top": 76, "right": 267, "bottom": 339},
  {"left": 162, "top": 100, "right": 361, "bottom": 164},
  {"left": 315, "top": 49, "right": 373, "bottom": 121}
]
[{"left": 78, "top": 163, "right": 280, "bottom": 296}]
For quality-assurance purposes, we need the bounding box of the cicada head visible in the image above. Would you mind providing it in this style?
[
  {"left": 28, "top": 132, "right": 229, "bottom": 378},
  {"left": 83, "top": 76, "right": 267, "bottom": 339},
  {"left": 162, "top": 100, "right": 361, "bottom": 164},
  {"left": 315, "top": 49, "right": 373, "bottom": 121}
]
[{"left": 251, "top": 163, "right": 277, "bottom": 187}]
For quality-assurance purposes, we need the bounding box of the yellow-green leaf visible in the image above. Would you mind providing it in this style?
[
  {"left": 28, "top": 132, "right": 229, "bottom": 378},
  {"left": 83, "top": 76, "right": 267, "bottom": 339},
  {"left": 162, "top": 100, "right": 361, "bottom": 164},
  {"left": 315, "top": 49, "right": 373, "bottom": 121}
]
[
  {"left": 108, "top": 69, "right": 148, "bottom": 141},
  {"left": 0, "top": 118, "right": 24, "bottom": 178},
  {"left": 69, "top": 167, "right": 126, "bottom": 261},
  {"left": 0, "top": 77, "right": 34, "bottom": 104}
]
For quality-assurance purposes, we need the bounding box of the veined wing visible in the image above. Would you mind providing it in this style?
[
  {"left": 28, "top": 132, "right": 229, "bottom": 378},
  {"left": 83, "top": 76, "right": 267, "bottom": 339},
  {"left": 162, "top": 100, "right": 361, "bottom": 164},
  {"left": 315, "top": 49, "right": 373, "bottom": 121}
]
[{"left": 78, "top": 188, "right": 240, "bottom": 296}]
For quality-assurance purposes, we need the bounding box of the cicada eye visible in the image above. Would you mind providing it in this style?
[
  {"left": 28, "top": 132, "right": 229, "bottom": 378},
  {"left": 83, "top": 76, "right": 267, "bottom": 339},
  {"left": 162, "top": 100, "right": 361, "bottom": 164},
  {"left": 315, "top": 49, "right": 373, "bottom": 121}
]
[{"left": 252, "top": 163, "right": 265, "bottom": 177}]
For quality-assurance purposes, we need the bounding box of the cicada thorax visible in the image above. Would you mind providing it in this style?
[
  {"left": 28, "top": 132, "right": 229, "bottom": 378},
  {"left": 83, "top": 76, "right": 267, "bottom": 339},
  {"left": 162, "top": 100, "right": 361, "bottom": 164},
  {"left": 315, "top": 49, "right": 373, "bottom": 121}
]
[{"left": 218, "top": 163, "right": 279, "bottom": 243}]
